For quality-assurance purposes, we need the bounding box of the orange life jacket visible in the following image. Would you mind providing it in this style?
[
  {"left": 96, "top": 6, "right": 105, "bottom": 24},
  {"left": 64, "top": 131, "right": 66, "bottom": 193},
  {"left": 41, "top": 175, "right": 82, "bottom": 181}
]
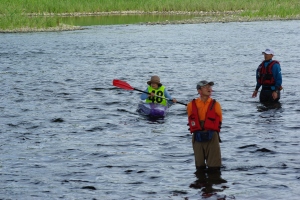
[{"left": 188, "top": 99, "right": 221, "bottom": 133}]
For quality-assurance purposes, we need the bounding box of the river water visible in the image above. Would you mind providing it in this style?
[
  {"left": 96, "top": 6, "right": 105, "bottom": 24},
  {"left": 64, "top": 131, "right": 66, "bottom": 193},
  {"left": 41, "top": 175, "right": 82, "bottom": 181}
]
[{"left": 1, "top": 20, "right": 300, "bottom": 200}]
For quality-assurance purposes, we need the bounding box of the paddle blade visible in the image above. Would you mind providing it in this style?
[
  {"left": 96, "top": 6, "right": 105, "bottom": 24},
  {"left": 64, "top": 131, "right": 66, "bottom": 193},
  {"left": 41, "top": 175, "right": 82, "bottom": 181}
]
[{"left": 112, "top": 79, "right": 134, "bottom": 90}]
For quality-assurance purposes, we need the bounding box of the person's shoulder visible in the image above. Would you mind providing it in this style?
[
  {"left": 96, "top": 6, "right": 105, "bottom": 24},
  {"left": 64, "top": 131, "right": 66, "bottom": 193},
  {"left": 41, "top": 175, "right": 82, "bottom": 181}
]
[
  {"left": 209, "top": 97, "right": 215, "bottom": 102},
  {"left": 188, "top": 98, "right": 197, "bottom": 102},
  {"left": 187, "top": 99, "right": 194, "bottom": 108},
  {"left": 272, "top": 60, "right": 281, "bottom": 68},
  {"left": 187, "top": 98, "right": 197, "bottom": 104},
  {"left": 211, "top": 98, "right": 221, "bottom": 105},
  {"left": 214, "top": 100, "right": 222, "bottom": 110}
]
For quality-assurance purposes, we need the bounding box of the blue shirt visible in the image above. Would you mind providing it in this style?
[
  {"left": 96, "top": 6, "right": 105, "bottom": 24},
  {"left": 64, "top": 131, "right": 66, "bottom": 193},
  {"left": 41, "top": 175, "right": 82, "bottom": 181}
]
[{"left": 255, "top": 59, "right": 282, "bottom": 91}]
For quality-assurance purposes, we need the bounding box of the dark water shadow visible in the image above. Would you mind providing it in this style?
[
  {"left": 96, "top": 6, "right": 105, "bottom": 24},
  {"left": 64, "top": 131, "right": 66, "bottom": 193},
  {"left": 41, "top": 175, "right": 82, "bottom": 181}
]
[
  {"left": 257, "top": 101, "right": 282, "bottom": 112},
  {"left": 190, "top": 169, "right": 229, "bottom": 199},
  {"left": 138, "top": 114, "right": 166, "bottom": 124}
]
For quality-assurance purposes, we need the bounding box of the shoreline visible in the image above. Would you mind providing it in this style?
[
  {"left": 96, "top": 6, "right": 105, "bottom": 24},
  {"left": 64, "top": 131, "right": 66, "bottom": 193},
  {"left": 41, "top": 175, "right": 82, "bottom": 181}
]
[
  {"left": 0, "top": 23, "right": 85, "bottom": 33},
  {"left": 144, "top": 15, "right": 300, "bottom": 25},
  {"left": 1, "top": 11, "right": 300, "bottom": 33}
]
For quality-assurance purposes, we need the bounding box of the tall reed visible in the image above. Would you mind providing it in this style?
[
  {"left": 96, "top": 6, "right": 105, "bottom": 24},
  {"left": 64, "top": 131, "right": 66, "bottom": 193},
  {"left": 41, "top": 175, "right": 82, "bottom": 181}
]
[
  {"left": 1, "top": 0, "right": 300, "bottom": 31},
  {"left": 2, "top": 0, "right": 300, "bottom": 14}
]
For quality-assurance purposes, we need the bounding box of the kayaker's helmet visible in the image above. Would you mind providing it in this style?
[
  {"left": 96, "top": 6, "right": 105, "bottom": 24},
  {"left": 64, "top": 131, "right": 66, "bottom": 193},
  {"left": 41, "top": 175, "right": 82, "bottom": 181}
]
[
  {"left": 196, "top": 80, "right": 214, "bottom": 89},
  {"left": 147, "top": 75, "right": 162, "bottom": 87}
]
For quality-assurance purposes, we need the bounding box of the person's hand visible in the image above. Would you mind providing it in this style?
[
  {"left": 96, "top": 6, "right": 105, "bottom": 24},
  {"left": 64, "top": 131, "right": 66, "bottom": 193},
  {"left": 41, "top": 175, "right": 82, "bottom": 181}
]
[
  {"left": 252, "top": 90, "right": 258, "bottom": 98},
  {"left": 150, "top": 92, "right": 155, "bottom": 97},
  {"left": 172, "top": 98, "right": 177, "bottom": 103},
  {"left": 272, "top": 91, "right": 278, "bottom": 100}
]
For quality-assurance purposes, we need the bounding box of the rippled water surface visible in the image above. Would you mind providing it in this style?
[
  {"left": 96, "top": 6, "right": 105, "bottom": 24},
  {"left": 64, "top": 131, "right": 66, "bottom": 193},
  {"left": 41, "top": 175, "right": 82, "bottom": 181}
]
[{"left": 1, "top": 20, "right": 300, "bottom": 200}]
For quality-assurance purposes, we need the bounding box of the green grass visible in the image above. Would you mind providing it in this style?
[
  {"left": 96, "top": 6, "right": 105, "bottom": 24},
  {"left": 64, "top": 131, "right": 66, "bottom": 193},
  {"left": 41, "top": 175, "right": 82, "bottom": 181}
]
[{"left": 1, "top": 0, "right": 300, "bottom": 31}]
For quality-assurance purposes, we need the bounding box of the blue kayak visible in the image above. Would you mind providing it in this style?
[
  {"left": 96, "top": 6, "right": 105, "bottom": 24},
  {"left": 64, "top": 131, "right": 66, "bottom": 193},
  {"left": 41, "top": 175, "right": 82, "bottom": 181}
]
[{"left": 137, "top": 102, "right": 169, "bottom": 118}]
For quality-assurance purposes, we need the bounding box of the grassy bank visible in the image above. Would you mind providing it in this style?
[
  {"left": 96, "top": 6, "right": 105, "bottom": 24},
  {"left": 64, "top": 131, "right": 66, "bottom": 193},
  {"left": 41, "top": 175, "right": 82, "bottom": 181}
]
[{"left": 1, "top": 0, "right": 300, "bottom": 32}]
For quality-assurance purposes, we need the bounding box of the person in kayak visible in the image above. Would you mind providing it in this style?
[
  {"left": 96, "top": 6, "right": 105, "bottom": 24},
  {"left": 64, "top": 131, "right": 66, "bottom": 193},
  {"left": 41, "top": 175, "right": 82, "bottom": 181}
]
[
  {"left": 186, "top": 80, "right": 222, "bottom": 171},
  {"left": 140, "top": 75, "right": 177, "bottom": 106},
  {"left": 252, "top": 48, "right": 283, "bottom": 102}
]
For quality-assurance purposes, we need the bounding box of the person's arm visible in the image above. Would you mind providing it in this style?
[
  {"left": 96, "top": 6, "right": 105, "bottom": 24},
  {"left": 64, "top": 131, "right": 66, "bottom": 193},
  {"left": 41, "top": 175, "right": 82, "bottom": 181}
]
[
  {"left": 271, "top": 63, "right": 282, "bottom": 91},
  {"left": 164, "top": 89, "right": 172, "bottom": 100},
  {"left": 271, "top": 62, "right": 282, "bottom": 99},
  {"left": 255, "top": 84, "right": 261, "bottom": 91},
  {"left": 215, "top": 102, "right": 222, "bottom": 122},
  {"left": 164, "top": 88, "right": 177, "bottom": 103},
  {"left": 186, "top": 101, "right": 192, "bottom": 115},
  {"left": 255, "top": 66, "right": 262, "bottom": 91},
  {"left": 252, "top": 67, "right": 261, "bottom": 98},
  {"left": 140, "top": 89, "right": 149, "bottom": 100}
]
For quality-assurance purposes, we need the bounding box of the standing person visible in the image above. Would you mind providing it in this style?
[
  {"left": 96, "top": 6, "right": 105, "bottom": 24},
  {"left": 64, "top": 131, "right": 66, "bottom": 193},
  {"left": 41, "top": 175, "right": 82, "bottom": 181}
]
[
  {"left": 252, "top": 48, "right": 282, "bottom": 102},
  {"left": 187, "top": 81, "right": 222, "bottom": 171},
  {"left": 140, "top": 75, "right": 177, "bottom": 105}
]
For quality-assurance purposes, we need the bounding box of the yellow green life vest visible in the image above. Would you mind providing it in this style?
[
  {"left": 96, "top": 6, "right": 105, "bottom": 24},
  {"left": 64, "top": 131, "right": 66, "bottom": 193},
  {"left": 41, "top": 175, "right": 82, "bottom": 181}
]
[{"left": 145, "top": 85, "right": 167, "bottom": 106}]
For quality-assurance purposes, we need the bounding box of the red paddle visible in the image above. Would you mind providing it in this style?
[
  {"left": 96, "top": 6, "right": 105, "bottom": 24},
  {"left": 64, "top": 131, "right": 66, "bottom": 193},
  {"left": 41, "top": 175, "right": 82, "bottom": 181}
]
[
  {"left": 112, "top": 79, "right": 145, "bottom": 93},
  {"left": 112, "top": 79, "right": 186, "bottom": 106}
]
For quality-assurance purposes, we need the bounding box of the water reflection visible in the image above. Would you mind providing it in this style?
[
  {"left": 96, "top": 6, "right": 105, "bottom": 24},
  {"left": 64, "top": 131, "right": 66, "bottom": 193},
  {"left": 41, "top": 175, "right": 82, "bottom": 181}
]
[
  {"left": 60, "top": 14, "right": 198, "bottom": 26},
  {"left": 190, "top": 169, "right": 227, "bottom": 198}
]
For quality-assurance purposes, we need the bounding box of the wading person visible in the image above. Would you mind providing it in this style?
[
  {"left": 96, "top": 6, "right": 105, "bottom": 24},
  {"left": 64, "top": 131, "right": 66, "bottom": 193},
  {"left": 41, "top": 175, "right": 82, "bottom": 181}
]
[
  {"left": 140, "top": 75, "right": 177, "bottom": 105},
  {"left": 187, "top": 81, "right": 222, "bottom": 171},
  {"left": 252, "top": 48, "right": 282, "bottom": 102}
]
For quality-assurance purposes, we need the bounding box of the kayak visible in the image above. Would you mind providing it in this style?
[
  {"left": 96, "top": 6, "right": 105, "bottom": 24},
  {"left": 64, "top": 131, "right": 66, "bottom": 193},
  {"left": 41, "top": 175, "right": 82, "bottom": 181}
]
[
  {"left": 137, "top": 102, "right": 169, "bottom": 118},
  {"left": 137, "top": 102, "right": 168, "bottom": 118}
]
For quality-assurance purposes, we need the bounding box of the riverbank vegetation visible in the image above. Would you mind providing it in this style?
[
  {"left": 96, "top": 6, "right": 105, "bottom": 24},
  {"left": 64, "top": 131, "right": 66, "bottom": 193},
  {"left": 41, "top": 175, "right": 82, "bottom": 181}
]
[{"left": 1, "top": 0, "right": 300, "bottom": 32}]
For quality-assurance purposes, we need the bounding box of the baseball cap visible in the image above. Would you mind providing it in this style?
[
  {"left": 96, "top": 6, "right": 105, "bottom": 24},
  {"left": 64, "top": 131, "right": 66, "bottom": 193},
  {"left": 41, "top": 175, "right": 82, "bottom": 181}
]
[
  {"left": 262, "top": 48, "right": 274, "bottom": 55},
  {"left": 196, "top": 80, "right": 214, "bottom": 89}
]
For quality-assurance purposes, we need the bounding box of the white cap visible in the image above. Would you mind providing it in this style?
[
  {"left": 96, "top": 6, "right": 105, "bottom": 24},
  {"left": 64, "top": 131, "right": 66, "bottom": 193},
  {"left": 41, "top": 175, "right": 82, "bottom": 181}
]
[{"left": 262, "top": 48, "right": 274, "bottom": 55}]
